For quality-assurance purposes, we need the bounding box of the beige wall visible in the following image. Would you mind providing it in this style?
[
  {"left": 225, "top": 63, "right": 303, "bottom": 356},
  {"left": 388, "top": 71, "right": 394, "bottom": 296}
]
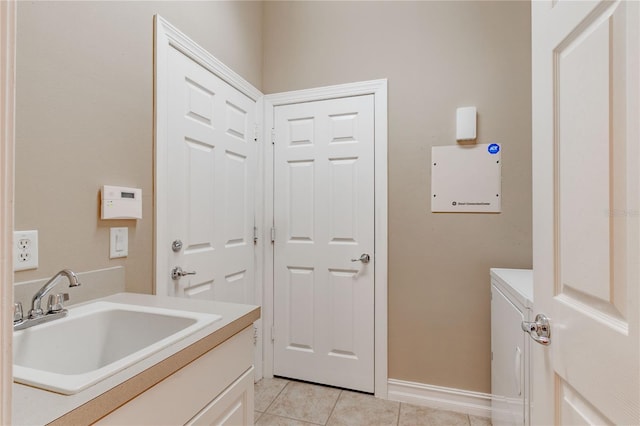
[
  {"left": 15, "top": 0, "right": 530, "bottom": 395},
  {"left": 15, "top": 1, "right": 263, "bottom": 294},
  {"left": 262, "top": 1, "right": 532, "bottom": 393}
]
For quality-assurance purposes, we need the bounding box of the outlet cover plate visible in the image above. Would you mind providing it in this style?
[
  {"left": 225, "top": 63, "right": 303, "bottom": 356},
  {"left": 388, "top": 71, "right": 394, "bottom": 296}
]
[{"left": 14, "top": 230, "right": 39, "bottom": 271}]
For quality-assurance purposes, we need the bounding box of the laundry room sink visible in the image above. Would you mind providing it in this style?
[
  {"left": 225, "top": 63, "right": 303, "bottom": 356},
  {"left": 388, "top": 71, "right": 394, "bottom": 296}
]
[{"left": 13, "top": 300, "right": 221, "bottom": 394}]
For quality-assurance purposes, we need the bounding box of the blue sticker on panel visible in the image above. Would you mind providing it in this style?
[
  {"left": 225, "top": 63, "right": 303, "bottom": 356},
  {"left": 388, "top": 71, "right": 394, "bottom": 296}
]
[{"left": 488, "top": 143, "right": 500, "bottom": 155}]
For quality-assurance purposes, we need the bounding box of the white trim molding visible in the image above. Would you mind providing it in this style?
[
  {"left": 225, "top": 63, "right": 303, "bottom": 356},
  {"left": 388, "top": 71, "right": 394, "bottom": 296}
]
[
  {"left": 263, "top": 79, "right": 389, "bottom": 398},
  {"left": 388, "top": 379, "right": 493, "bottom": 418},
  {"left": 0, "top": 0, "right": 15, "bottom": 422}
]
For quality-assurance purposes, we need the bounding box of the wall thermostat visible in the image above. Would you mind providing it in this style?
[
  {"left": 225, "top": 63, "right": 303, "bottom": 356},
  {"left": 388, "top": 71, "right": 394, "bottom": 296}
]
[{"left": 101, "top": 185, "right": 142, "bottom": 220}]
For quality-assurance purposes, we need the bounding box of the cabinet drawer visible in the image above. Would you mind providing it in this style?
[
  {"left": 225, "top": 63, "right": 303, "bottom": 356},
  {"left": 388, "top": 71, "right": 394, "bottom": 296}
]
[
  {"left": 186, "top": 366, "right": 254, "bottom": 425},
  {"left": 96, "top": 326, "right": 253, "bottom": 425}
]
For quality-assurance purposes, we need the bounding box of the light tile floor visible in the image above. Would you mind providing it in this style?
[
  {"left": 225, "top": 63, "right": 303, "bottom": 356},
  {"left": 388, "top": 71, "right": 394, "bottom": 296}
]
[{"left": 254, "top": 378, "right": 492, "bottom": 426}]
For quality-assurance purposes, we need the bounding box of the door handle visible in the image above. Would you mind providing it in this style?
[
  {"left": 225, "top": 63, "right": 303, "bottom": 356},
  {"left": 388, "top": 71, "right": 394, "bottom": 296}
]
[
  {"left": 171, "top": 266, "right": 196, "bottom": 280},
  {"left": 522, "top": 313, "right": 551, "bottom": 346},
  {"left": 351, "top": 253, "right": 371, "bottom": 264}
]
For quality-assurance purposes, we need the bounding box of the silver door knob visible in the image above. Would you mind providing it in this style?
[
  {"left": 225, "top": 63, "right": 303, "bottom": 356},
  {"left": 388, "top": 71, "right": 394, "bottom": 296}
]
[
  {"left": 351, "top": 253, "right": 371, "bottom": 264},
  {"left": 522, "top": 313, "right": 551, "bottom": 346},
  {"left": 171, "top": 266, "right": 196, "bottom": 280}
]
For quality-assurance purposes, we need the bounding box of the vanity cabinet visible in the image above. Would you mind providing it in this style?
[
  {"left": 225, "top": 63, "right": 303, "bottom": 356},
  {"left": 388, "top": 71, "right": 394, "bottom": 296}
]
[
  {"left": 490, "top": 268, "right": 533, "bottom": 426},
  {"left": 95, "top": 326, "right": 254, "bottom": 425}
]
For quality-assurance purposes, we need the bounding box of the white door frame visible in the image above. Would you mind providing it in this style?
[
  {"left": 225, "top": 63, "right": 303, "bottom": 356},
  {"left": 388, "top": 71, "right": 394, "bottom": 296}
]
[
  {"left": 153, "top": 15, "right": 265, "bottom": 378},
  {"left": 0, "top": 0, "right": 16, "bottom": 422},
  {"left": 262, "top": 80, "right": 388, "bottom": 398}
]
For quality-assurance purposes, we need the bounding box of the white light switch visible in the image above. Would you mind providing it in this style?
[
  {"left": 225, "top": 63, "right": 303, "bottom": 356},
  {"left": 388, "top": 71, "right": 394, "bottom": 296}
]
[{"left": 110, "top": 227, "right": 128, "bottom": 259}]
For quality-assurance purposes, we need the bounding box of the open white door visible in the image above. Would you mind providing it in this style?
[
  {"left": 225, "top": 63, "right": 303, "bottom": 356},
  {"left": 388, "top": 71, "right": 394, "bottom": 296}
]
[
  {"left": 155, "top": 17, "right": 260, "bottom": 306},
  {"left": 155, "top": 16, "right": 263, "bottom": 378},
  {"left": 531, "top": 1, "right": 639, "bottom": 424},
  {"left": 162, "top": 46, "right": 256, "bottom": 303}
]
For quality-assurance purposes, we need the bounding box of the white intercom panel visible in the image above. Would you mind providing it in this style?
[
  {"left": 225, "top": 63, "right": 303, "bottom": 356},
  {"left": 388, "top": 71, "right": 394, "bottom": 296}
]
[{"left": 101, "top": 185, "right": 142, "bottom": 219}]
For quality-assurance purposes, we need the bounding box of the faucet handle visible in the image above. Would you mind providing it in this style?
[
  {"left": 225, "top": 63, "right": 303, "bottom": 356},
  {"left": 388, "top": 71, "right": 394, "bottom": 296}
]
[
  {"left": 14, "top": 302, "right": 23, "bottom": 323},
  {"left": 47, "top": 293, "right": 69, "bottom": 313}
]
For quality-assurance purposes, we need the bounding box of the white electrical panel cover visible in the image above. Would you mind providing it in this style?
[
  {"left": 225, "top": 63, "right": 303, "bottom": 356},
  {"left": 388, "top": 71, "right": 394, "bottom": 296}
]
[{"left": 431, "top": 143, "right": 501, "bottom": 213}]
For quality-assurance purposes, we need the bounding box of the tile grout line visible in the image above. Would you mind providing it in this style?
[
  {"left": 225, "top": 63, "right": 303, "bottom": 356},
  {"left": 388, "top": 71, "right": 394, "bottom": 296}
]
[
  {"left": 323, "top": 389, "right": 343, "bottom": 425},
  {"left": 261, "top": 379, "right": 291, "bottom": 417},
  {"left": 258, "top": 379, "right": 325, "bottom": 425},
  {"left": 396, "top": 402, "right": 403, "bottom": 426}
]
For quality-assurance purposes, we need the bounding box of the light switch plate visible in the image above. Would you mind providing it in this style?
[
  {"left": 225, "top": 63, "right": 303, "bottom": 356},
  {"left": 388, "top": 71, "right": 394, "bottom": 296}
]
[{"left": 110, "top": 227, "right": 128, "bottom": 259}]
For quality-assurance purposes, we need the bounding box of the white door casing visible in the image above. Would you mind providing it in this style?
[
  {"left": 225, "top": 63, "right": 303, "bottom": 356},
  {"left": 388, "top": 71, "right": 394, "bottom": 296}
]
[
  {"left": 531, "top": 1, "right": 639, "bottom": 424},
  {"left": 263, "top": 80, "right": 388, "bottom": 397},
  {"left": 273, "top": 94, "right": 375, "bottom": 392},
  {"left": 0, "top": 0, "right": 16, "bottom": 422}
]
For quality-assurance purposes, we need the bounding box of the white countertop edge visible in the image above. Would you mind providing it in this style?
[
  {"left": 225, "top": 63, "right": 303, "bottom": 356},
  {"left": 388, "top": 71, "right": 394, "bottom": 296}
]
[{"left": 12, "top": 292, "right": 259, "bottom": 426}]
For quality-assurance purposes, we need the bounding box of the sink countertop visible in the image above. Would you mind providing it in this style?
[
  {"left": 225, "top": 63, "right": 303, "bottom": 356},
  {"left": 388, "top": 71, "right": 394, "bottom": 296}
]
[{"left": 12, "top": 293, "right": 260, "bottom": 426}]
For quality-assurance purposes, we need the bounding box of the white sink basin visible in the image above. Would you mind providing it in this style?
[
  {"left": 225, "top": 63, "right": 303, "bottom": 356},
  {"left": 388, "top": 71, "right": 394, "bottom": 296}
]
[{"left": 13, "top": 301, "right": 221, "bottom": 395}]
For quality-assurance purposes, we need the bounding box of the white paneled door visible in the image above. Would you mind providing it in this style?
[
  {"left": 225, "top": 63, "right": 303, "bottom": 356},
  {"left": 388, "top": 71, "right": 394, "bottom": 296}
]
[
  {"left": 273, "top": 95, "right": 375, "bottom": 393},
  {"left": 532, "top": 1, "right": 639, "bottom": 424},
  {"left": 163, "top": 45, "right": 256, "bottom": 305}
]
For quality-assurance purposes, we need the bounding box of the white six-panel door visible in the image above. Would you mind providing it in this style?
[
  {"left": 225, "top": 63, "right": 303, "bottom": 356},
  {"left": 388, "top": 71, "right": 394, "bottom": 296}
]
[
  {"left": 163, "top": 45, "right": 256, "bottom": 304},
  {"left": 273, "top": 95, "right": 375, "bottom": 393},
  {"left": 531, "top": 1, "right": 639, "bottom": 424}
]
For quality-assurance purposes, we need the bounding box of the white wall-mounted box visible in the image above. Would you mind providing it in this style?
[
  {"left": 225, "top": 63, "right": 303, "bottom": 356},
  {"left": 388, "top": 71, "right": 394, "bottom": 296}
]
[
  {"left": 101, "top": 185, "right": 142, "bottom": 220},
  {"left": 431, "top": 143, "right": 501, "bottom": 213},
  {"left": 456, "top": 106, "right": 477, "bottom": 140}
]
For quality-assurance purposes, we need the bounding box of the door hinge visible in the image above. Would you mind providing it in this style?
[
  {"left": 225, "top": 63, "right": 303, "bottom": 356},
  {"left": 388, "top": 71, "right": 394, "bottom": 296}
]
[
  {"left": 270, "top": 227, "right": 275, "bottom": 243},
  {"left": 253, "top": 226, "right": 258, "bottom": 245},
  {"left": 254, "top": 124, "right": 259, "bottom": 142},
  {"left": 271, "top": 325, "right": 275, "bottom": 342},
  {"left": 271, "top": 128, "right": 276, "bottom": 145},
  {"left": 253, "top": 324, "right": 258, "bottom": 346}
]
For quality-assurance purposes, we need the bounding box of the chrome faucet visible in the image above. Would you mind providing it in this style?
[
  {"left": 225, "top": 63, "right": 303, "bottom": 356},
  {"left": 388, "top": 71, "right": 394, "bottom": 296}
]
[{"left": 14, "top": 269, "right": 81, "bottom": 331}]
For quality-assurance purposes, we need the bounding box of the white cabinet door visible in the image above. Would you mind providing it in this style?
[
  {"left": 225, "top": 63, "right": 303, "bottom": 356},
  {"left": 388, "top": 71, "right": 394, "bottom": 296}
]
[
  {"left": 162, "top": 45, "right": 256, "bottom": 305},
  {"left": 532, "top": 1, "right": 639, "bottom": 424},
  {"left": 273, "top": 95, "right": 375, "bottom": 393}
]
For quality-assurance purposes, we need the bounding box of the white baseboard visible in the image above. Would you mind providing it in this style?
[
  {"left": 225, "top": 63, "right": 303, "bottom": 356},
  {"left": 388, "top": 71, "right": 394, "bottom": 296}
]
[{"left": 387, "top": 378, "right": 492, "bottom": 418}]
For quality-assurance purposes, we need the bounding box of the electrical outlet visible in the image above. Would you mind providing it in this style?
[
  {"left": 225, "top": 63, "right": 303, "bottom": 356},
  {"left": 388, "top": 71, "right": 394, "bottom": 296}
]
[{"left": 14, "top": 230, "right": 39, "bottom": 271}]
